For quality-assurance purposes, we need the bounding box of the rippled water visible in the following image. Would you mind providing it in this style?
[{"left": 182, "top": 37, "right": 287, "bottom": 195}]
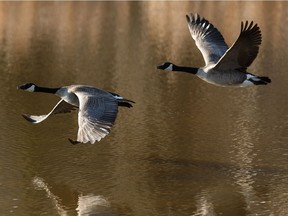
[{"left": 1, "top": 1, "right": 288, "bottom": 216}]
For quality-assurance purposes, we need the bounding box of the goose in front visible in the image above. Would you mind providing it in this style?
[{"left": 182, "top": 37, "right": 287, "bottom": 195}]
[
  {"left": 18, "top": 83, "right": 134, "bottom": 144},
  {"left": 157, "top": 13, "right": 271, "bottom": 87}
]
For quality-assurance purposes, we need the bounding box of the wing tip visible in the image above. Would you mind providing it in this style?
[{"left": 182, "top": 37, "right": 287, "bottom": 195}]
[
  {"left": 22, "top": 114, "right": 37, "bottom": 123},
  {"left": 241, "top": 20, "right": 260, "bottom": 32},
  {"left": 186, "top": 13, "right": 202, "bottom": 24},
  {"left": 186, "top": 12, "right": 213, "bottom": 33},
  {"left": 239, "top": 20, "right": 262, "bottom": 45},
  {"left": 186, "top": 14, "right": 191, "bottom": 23}
]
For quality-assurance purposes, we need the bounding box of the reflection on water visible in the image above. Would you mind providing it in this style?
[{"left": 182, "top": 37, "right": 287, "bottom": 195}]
[
  {"left": 230, "top": 89, "right": 269, "bottom": 215},
  {"left": 1, "top": 1, "right": 288, "bottom": 216},
  {"left": 32, "top": 177, "right": 113, "bottom": 216},
  {"left": 193, "top": 191, "right": 215, "bottom": 216}
]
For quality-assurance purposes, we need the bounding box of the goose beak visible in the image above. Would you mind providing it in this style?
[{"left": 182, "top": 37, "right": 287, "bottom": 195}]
[
  {"left": 157, "top": 64, "right": 163, "bottom": 69},
  {"left": 17, "top": 84, "right": 24, "bottom": 90}
]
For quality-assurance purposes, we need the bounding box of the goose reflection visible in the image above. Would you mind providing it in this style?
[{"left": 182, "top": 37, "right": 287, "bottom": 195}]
[
  {"left": 32, "top": 176, "right": 115, "bottom": 216},
  {"left": 193, "top": 191, "right": 216, "bottom": 216},
  {"left": 230, "top": 90, "right": 269, "bottom": 214}
]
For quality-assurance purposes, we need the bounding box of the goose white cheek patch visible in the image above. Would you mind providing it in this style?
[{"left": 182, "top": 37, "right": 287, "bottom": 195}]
[
  {"left": 165, "top": 64, "right": 173, "bottom": 71},
  {"left": 26, "top": 85, "right": 35, "bottom": 92}
]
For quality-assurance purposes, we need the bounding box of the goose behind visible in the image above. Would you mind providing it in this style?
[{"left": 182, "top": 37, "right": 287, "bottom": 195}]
[
  {"left": 18, "top": 83, "right": 134, "bottom": 144},
  {"left": 157, "top": 13, "right": 271, "bottom": 87}
]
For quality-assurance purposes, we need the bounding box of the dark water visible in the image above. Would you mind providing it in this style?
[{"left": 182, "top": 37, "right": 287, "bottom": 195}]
[{"left": 1, "top": 1, "right": 288, "bottom": 216}]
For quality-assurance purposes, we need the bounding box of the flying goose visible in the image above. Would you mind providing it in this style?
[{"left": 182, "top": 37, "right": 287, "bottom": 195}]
[
  {"left": 157, "top": 13, "right": 271, "bottom": 87},
  {"left": 18, "top": 83, "right": 134, "bottom": 144}
]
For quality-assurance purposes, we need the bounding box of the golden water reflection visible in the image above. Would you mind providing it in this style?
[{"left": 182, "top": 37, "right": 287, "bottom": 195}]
[{"left": 0, "top": 1, "right": 288, "bottom": 216}]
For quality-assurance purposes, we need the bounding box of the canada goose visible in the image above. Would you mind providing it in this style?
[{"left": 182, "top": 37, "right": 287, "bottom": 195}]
[
  {"left": 18, "top": 83, "right": 134, "bottom": 144},
  {"left": 157, "top": 13, "right": 271, "bottom": 87}
]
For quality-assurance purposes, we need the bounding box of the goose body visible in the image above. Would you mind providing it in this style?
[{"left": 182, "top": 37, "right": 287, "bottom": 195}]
[
  {"left": 157, "top": 13, "right": 271, "bottom": 87},
  {"left": 18, "top": 83, "right": 134, "bottom": 144}
]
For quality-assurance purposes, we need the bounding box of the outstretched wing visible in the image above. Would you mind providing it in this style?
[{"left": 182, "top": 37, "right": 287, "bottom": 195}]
[
  {"left": 22, "top": 99, "right": 77, "bottom": 124},
  {"left": 214, "top": 21, "right": 262, "bottom": 70},
  {"left": 186, "top": 13, "right": 229, "bottom": 66},
  {"left": 75, "top": 93, "right": 118, "bottom": 144}
]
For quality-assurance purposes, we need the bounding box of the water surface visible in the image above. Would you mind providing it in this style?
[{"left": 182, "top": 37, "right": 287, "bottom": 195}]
[{"left": 0, "top": 2, "right": 288, "bottom": 216}]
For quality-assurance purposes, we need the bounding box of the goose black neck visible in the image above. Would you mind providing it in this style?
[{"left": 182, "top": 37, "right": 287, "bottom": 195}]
[
  {"left": 35, "top": 86, "right": 60, "bottom": 94},
  {"left": 173, "top": 65, "right": 198, "bottom": 74}
]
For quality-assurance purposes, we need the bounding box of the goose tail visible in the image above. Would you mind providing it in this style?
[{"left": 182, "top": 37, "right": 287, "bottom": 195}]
[
  {"left": 247, "top": 75, "right": 271, "bottom": 85},
  {"left": 109, "top": 92, "right": 135, "bottom": 108},
  {"left": 117, "top": 99, "right": 135, "bottom": 108}
]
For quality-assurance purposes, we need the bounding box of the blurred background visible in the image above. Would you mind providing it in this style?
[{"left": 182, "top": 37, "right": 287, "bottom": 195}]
[{"left": 0, "top": 1, "right": 288, "bottom": 216}]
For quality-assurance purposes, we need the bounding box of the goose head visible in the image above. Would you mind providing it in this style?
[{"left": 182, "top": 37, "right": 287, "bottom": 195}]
[
  {"left": 157, "top": 62, "right": 174, "bottom": 71},
  {"left": 18, "top": 83, "right": 37, "bottom": 92}
]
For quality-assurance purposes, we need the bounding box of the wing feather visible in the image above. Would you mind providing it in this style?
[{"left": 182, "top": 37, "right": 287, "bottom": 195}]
[
  {"left": 75, "top": 93, "right": 118, "bottom": 144},
  {"left": 186, "top": 13, "right": 229, "bottom": 66},
  {"left": 214, "top": 21, "right": 262, "bottom": 70},
  {"left": 22, "top": 99, "right": 77, "bottom": 124}
]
